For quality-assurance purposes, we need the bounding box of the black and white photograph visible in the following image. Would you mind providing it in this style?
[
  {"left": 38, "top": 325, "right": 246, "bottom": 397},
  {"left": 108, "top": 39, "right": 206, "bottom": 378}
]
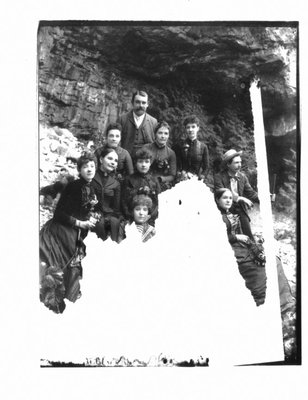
[
  {"left": 37, "top": 22, "right": 298, "bottom": 367},
  {"left": 1, "top": 1, "right": 306, "bottom": 399}
]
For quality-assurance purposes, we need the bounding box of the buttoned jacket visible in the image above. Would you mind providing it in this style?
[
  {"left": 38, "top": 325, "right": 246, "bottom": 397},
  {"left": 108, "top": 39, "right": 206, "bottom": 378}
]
[
  {"left": 119, "top": 110, "right": 157, "bottom": 154},
  {"left": 92, "top": 170, "right": 121, "bottom": 217},
  {"left": 214, "top": 170, "right": 259, "bottom": 204}
]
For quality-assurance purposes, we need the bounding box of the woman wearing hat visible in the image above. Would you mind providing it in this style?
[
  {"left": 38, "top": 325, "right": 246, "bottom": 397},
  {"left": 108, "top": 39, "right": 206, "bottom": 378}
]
[{"left": 214, "top": 149, "right": 259, "bottom": 240}]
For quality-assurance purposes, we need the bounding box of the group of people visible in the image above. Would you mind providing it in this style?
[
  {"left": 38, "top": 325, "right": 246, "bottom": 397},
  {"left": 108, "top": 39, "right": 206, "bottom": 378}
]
[{"left": 40, "top": 90, "right": 266, "bottom": 313}]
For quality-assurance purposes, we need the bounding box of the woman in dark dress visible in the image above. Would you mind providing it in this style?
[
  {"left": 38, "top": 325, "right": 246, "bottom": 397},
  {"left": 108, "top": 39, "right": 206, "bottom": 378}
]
[
  {"left": 215, "top": 188, "right": 267, "bottom": 306},
  {"left": 91, "top": 147, "right": 122, "bottom": 242},
  {"left": 175, "top": 115, "right": 209, "bottom": 182},
  {"left": 121, "top": 148, "right": 161, "bottom": 225},
  {"left": 40, "top": 153, "right": 102, "bottom": 313},
  {"left": 142, "top": 121, "right": 177, "bottom": 192},
  {"left": 94, "top": 123, "right": 134, "bottom": 182}
]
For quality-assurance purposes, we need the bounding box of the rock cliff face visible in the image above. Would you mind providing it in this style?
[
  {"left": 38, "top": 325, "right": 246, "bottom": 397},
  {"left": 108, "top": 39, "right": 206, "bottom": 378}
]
[{"left": 38, "top": 23, "right": 297, "bottom": 209}]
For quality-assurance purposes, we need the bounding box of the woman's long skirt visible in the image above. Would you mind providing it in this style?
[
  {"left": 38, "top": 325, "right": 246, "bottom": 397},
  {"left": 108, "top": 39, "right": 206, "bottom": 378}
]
[
  {"left": 40, "top": 219, "right": 85, "bottom": 312},
  {"left": 232, "top": 243, "right": 267, "bottom": 306}
]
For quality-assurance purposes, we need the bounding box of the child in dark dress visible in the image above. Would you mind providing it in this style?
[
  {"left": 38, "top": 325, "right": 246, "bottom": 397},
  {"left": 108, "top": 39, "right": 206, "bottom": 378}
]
[
  {"left": 121, "top": 148, "right": 161, "bottom": 225},
  {"left": 40, "top": 153, "right": 101, "bottom": 313}
]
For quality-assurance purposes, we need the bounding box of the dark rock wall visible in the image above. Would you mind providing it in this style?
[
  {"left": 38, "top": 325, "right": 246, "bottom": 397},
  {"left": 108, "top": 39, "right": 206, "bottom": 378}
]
[{"left": 38, "top": 23, "right": 297, "bottom": 204}]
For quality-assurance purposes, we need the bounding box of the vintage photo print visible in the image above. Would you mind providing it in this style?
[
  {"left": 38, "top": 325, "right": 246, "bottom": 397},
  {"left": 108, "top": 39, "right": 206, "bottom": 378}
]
[{"left": 37, "top": 21, "right": 299, "bottom": 367}]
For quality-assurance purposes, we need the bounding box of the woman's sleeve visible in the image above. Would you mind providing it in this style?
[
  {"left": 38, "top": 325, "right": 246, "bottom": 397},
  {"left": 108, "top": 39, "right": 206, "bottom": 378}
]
[
  {"left": 121, "top": 178, "right": 131, "bottom": 219},
  {"left": 155, "top": 177, "right": 161, "bottom": 195},
  {"left": 53, "top": 183, "right": 77, "bottom": 227},
  {"left": 92, "top": 181, "right": 104, "bottom": 213},
  {"left": 150, "top": 178, "right": 161, "bottom": 220},
  {"left": 227, "top": 230, "right": 238, "bottom": 244},
  {"left": 112, "top": 181, "right": 121, "bottom": 216},
  {"left": 221, "top": 214, "right": 237, "bottom": 244},
  {"left": 169, "top": 149, "right": 177, "bottom": 177},
  {"left": 201, "top": 144, "right": 210, "bottom": 177},
  {"left": 125, "top": 150, "right": 134, "bottom": 175},
  {"left": 174, "top": 145, "right": 183, "bottom": 171}
]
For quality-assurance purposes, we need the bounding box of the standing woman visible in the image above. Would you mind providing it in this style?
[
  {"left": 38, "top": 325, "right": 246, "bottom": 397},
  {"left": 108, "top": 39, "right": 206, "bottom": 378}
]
[
  {"left": 94, "top": 123, "right": 134, "bottom": 182},
  {"left": 175, "top": 115, "right": 209, "bottom": 182},
  {"left": 143, "top": 121, "right": 177, "bottom": 191},
  {"left": 215, "top": 188, "right": 267, "bottom": 306},
  {"left": 40, "top": 153, "right": 101, "bottom": 313},
  {"left": 92, "top": 147, "right": 122, "bottom": 242}
]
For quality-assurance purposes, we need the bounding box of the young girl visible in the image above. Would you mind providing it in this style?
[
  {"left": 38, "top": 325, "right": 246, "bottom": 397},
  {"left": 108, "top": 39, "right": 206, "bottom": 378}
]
[
  {"left": 40, "top": 153, "right": 102, "bottom": 313},
  {"left": 121, "top": 148, "right": 161, "bottom": 224},
  {"left": 119, "top": 194, "right": 156, "bottom": 243},
  {"left": 215, "top": 188, "right": 267, "bottom": 306}
]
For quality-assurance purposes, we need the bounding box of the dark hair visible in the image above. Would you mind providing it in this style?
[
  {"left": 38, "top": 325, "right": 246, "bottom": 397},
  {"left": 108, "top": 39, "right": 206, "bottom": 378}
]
[
  {"left": 214, "top": 188, "right": 232, "bottom": 202},
  {"left": 131, "top": 90, "right": 148, "bottom": 103},
  {"left": 131, "top": 194, "right": 153, "bottom": 213},
  {"left": 183, "top": 115, "right": 200, "bottom": 127},
  {"left": 99, "top": 147, "right": 118, "bottom": 160},
  {"left": 135, "top": 148, "right": 153, "bottom": 162},
  {"left": 77, "top": 152, "right": 97, "bottom": 171},
  {"left": 105, "top": 123, "right": 122, "bottom": 137},
  {"left": 154, "top": 121, "right": 170, "bottom": 135}
]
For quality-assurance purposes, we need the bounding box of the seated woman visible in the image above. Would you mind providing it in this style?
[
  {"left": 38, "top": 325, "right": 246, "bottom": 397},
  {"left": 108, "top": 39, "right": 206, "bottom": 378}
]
[
  {"left": 94, "top": 123, "right": 134, "bottom": 182},
  {"left": 142, "top": 121, "right": 177, "bottom": 191},
  {"left": 40, "top": 153, "right": 102, "bottom": 313},
  {"left": 119, "top": 194, "right": 156, "bottom": 243},
  {"left": 121, "top": 148, "right": 161, "bottom": 224},
  {"left": 92, "top": 147, "right": 122, "bottom": 242},
  {"left": 214, "top": 188, "right": 267, "bottom": 306}
]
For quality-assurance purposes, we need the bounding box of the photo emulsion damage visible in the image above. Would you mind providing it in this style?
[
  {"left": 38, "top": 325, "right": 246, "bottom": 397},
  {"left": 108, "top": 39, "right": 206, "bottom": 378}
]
[{"left": 38, "top": 22, "right": 298, "bottom": 366}]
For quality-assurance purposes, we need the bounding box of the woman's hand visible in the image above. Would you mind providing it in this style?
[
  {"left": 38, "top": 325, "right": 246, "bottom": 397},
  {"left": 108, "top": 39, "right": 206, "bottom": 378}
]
[
  {"left": 236, "top": 234, "right": 250, "bottom": 244},
  {"left": 76, "top": 219, "right": 96, "bottom": 230}
]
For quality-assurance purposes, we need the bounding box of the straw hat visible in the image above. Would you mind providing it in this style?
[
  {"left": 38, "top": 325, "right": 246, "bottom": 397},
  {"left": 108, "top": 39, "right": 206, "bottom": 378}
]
[{"left": 221, "top": 149, "right": 243, "bottom": 165}]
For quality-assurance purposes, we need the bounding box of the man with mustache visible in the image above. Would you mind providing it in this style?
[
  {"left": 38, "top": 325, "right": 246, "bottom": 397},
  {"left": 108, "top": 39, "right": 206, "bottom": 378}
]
[{"left": 118, "top": 90, "right": 157, "bottom": 159}]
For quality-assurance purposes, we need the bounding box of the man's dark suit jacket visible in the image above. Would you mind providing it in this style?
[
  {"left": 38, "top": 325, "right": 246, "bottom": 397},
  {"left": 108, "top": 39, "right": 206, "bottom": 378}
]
[
  {"left": 119, "top": 110, "right": 157, "bottom": 154},
  {"left": 214, "top": 170, "right": 259, "bottom": 213}
]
